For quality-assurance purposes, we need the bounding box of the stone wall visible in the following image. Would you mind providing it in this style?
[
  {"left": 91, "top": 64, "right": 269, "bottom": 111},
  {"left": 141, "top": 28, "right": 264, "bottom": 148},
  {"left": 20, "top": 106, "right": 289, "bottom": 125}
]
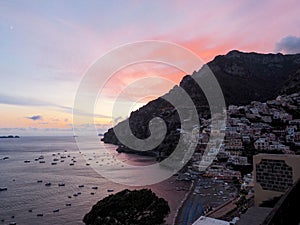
[
  {"left": 253, "top": 154, "right": 300, "bottom": 206},
  {"left": 256, "top": 159, "right": 293, "bottom": 192}
]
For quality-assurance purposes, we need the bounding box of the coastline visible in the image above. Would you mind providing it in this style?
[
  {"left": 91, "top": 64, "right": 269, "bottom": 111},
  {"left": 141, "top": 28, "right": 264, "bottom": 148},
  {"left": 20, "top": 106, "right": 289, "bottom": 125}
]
[
  {"left": 105, "top": 142, "right": 193, "bottom": 224},
  {"left": 149, "top": 175, "right": 192, "bottom": 225},
  {"left": 103, "top": 142, "right": 193, "bottom": 225},
  {"left": 172, "top": 180, "right": 195, "bottom": 225}
]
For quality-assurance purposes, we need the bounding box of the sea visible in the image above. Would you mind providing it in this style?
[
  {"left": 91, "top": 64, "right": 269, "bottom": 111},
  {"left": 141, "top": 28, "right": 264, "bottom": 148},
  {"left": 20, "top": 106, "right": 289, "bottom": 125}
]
[{"left": 0, "top": 136, "right": 188, "bottom": 225}]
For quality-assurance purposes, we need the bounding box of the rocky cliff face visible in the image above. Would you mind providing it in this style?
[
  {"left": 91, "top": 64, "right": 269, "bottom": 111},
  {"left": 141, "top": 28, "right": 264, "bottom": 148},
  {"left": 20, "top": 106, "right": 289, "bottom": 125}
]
[{"left": 102, "top": 50, "right": 300, "bottom": 155}]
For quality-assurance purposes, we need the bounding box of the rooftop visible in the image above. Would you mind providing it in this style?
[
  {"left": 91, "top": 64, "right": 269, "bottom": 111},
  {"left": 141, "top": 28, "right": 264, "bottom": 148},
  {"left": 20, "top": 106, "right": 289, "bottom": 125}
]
[
  {"left": 192, "top": 216, "right": 230, "bottom": 225},
  {"left": 236, "top": 207, "right": 272, "bottom": 225}
]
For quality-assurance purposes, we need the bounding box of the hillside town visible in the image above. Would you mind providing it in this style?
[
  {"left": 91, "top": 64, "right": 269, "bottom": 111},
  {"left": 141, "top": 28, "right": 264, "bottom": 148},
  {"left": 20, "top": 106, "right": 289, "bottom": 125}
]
[
  {"left": 190, "top": 92, "right": 300, "bottom": 173},
  {"left": 175, "top": 92, "right": 300, "bottom": 225}
]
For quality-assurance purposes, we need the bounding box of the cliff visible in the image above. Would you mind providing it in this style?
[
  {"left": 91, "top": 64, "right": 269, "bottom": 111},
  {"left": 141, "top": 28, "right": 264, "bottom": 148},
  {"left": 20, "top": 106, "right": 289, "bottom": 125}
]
[{"left": 102, "top": 50, "right": 300, "bottom": 156}]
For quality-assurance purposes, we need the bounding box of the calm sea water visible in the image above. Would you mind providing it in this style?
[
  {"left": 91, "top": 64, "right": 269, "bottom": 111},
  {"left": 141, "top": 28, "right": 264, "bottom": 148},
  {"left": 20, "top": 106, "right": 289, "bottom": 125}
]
[{"left": 0, "top": 136, "right": 182, "bottom": 225}]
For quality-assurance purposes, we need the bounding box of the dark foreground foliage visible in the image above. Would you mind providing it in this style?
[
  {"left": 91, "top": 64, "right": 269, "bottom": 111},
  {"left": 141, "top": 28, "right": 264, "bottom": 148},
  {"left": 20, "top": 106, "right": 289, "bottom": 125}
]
[{"left": 83, "top": 189, "right": 170, "bottom": 225}]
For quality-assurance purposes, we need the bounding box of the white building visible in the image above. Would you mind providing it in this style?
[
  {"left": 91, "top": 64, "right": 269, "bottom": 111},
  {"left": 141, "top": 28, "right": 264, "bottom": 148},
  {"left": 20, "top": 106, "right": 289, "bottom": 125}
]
[
  {"left": 254, "top": 138, "right": 269, "bottom": 150},
  {"left": 192, "top": 216, "right": 230, "bottom": 225}
]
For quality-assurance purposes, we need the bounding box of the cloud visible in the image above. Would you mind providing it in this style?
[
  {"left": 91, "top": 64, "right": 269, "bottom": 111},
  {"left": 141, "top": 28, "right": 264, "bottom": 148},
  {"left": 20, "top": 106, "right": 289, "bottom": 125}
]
[
  {"left": 0, "top": 94, "right": 50, "bottom": 107},
  {"left": 26, "top": 115, "right": 43, "bottom": 121},
  {"left": 275, "top": 36, "right": 300, "bottom": 54},
  {"left": 0, "top": 127, "right": 74, "bottom": 136},
  {"left": 0, "top": 94, "right": 111, "bottom": 119}
]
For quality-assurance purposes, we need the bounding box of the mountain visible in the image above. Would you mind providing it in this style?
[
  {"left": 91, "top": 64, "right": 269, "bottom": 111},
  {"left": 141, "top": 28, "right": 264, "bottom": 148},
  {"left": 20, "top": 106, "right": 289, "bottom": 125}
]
[{"left": 102, "top": 50, "right": 300, "bottom": 155}]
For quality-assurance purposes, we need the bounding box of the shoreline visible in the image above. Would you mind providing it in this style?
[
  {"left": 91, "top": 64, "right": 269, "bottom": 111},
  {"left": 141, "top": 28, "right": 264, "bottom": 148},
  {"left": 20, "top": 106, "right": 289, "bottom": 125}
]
[
  {"left": 149, "top": 176, "right": 192, "bottom": 225},
  {"left": 172, "top": 180, "right": 195, "bottom": 225}
]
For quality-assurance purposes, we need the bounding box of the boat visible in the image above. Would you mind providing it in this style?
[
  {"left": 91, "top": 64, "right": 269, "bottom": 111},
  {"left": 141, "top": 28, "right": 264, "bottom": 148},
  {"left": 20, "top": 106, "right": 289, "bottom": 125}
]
[
  {"left": 69, "top": 163, "right": 74, "bottom": 166},
  {"left": 78, "top": 185, "right": 84, "bottom": 188},
  {"left": 38, "top": 156, "right": 44, "bottom": 160},
  {"left": 36, "top": 213, "right": 43, "bottom": 217},
  {"left": 107, "top": 189, "right": 114, "bottom": 193},
  {"left": 9, "top": 222, "right": 16, "bottom": 225},
  {"left": 45, "top": 182, "right": 51, "bottom": 186},
  {"left": 92, "top": 186, "right": 98, "bottom": 190},
  {"left": 53, "top": 208, "right": 60, "bottom": 213},
  {"left": 39, "top": 160, "right": 45, "bottom": 164},
  {"left": 2, "top": 156, "right": 9, "bottom": 160},
  {"left": 58, "top": 183, "right": 65, "bottom": 187},
  {"left": 51, "top": 162, "right": 57, "bottom": 165},
  {"left": 24, "top": 160, "right": 30, "bottom": 163},
  {"left": 66, "top": 203, "right": 71, "bottom": 206},
  {"left": 37, "top": 180, "right": 43, "bottom": 183},
  {"left": 0, "top": 187, "right": 8, "bottom": 191}
]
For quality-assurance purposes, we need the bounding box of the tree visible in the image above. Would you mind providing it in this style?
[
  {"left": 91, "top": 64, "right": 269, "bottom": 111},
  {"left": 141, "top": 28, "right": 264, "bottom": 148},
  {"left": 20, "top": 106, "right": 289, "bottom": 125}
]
[{"left": 83, "top": 189, "right": 170, "bottom": 225}]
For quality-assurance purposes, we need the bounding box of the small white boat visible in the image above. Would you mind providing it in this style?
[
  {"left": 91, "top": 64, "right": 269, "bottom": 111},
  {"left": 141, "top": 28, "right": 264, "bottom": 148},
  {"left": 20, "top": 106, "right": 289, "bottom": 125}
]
[
  {"left": 53, "top": 208, "right": 59, "bottom": 213},
  {"left": 107, "top": 189, "right": 114, "bottom": 193},
  {"left": 0, "top": 187, "right": 8, "bottom": 191}
]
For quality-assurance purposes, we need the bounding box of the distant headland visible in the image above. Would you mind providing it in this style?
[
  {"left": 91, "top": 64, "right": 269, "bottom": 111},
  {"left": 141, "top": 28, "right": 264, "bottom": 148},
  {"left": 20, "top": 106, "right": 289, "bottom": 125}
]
[{"left": 0, "top": 135, "right": 20, "bottom": 139}]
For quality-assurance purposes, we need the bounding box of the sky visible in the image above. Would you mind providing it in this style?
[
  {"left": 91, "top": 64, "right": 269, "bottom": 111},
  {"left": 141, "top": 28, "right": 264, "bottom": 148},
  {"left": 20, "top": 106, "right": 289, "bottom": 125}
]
[{"left": 1, "top": 0, "right": 300, "bottom": 136}]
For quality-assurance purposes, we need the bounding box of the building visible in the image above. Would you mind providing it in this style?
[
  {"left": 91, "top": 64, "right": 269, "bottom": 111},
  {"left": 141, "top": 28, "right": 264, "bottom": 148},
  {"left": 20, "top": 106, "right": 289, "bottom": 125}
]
[
  {"left": 225, "top": 138, "right": 243, "bottom": 150},
  {"left": 254, "top": 138, "right": 269, "bottom": 150},
  {"left": 192, "top": 216, "right": 230, "bottom": 225},
  {"left": 253, "top": 154, "right": 300, "bottom": 206}
]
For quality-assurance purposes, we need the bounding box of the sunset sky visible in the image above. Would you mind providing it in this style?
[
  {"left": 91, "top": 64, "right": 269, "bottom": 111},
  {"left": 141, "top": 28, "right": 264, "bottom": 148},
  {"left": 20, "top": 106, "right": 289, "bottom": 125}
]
[{"left": 1, "top": 0, "right": 300, "bottom": 136}]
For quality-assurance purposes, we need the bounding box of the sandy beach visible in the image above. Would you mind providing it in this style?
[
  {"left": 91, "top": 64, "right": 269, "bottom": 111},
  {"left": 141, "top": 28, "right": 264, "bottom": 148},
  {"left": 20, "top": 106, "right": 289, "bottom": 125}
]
[{"left": 149, "top": 175, "right": 192, "bottom": 225}]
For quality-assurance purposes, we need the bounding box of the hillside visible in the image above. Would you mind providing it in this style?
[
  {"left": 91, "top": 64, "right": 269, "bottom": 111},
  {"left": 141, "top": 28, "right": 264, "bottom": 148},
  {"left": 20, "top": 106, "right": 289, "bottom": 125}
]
[{"left": 102, "top": 50, "right": 300, "bottom": 155}]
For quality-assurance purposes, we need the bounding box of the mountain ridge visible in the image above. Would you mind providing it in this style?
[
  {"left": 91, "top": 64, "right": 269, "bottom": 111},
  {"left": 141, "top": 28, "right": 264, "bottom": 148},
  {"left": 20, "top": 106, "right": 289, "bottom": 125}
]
[{"left": 102, "top": 50, "right": 300, "bottom": 155}]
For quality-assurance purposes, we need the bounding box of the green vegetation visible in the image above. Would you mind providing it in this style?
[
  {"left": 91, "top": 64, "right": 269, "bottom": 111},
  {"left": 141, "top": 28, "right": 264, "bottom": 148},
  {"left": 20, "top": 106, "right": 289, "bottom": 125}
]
[{"left": 83, "top": 189, "right": 170, "bottom": 225}]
